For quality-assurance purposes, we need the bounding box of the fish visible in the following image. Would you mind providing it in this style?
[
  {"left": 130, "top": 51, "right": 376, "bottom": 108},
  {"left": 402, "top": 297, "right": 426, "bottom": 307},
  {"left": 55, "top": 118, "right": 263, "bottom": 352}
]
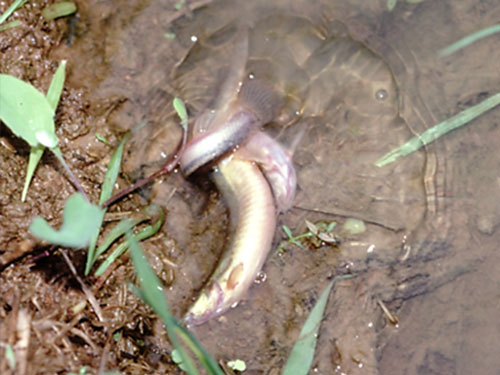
[
  {"left": 184, "top": 156, "right": 277, "bottom": 325},
  {"left": 179, "top": 28, "right": 296, "bottom": 325},
  {"left": 179, "top": 78, "right": 283, "bottom": 176},
  {"left": 181, "top": 94, "right": 296, "bottom": 325}
]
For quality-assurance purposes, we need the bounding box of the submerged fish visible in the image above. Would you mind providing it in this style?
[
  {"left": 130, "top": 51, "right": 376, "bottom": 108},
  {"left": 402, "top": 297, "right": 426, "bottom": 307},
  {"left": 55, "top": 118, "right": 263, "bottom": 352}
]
[{"left": 179, "top": 46, "right": 296, "bottom": 325}]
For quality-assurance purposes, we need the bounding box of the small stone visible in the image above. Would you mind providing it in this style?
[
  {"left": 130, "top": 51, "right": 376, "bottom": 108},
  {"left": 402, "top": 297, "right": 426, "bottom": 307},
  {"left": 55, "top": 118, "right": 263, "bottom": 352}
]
[{"left": 477, "top": 214, "right": 498, "bottom": 235}]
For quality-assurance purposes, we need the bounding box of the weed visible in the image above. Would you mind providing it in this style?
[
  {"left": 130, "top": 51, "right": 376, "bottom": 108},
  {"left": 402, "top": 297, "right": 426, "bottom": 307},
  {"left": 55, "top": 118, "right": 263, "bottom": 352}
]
[{"left": 277, "top": 220, "right": 339, "bottom": 254}]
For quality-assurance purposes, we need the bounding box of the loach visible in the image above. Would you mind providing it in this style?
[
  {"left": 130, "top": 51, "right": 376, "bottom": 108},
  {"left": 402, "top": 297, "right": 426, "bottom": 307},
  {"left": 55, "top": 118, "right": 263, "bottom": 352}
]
[
  {"left": 180, "top": 64, "right": 296, "bottom": 326},
  {"left": 179, "top": 25, "right": 296, "bottom": 325},
  {"left": 182, "top": 104, "right": 296, "bottom": 325},
  {"left": 183, "top": 131, "right": 296, "bottom": 326},
  {"left": 179, "top": 78, "right": 283, "bottom": 176},
  {"left": 184, "top": 157, "right": 277, "bottom": 325}
]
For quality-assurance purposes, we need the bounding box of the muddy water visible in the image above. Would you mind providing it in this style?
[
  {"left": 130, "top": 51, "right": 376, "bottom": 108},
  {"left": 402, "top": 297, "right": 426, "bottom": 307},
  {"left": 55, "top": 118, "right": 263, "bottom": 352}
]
[{"left": 90, "top": 0, "right": 500, "bottom": 373}]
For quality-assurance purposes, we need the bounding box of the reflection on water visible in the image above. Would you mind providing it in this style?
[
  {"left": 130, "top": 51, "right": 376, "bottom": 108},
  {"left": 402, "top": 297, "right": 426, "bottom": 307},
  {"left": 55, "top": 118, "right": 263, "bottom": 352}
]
[{"left": 97, "top": 0, "right": 500, "bottom": 373}]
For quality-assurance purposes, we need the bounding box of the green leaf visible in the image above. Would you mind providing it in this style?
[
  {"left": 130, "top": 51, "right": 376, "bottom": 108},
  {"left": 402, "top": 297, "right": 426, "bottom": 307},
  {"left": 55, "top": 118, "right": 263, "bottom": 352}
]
[
  {"left": 94, "top": 206, "right": 164, "bottom": 276},
  {"left": 85, "top": 134, "right": 128, "bottom": 274},
  {"left": 376, "top": 92, "right": 500, "bottom": 166},
  {"left": 439, "top": 23, "right": 500, "bottom": 57},
  {"left": 22, "top": 145, "right": 45, "bottom": 201},
  {"left": 0, "top": 74, "right": 56, "bottom": 147},
  {"left": 94, "top": 217, "right": 145, "bottom": 258},
  {"left": 128, "top": 235, "right": 223, "bottom": 375},
  {"left": 282, "top": 225, "right": 293, "bottom": 239},
  {"left": 173, "top": 323, "right": 223, "bottom": 374},
  {"left": 30, "top": 193, "right": 104, "bottom": 248},
  {"left": 95, "top": 133, "right": 111, "bottom": 145},
  {"left": 127, "top": 234, "right": 199, "bottom": 375},
  {"left": 0, "top": 0, "right": 26, "bottom": 25},
  {"left": 387, "top": 0, "right": 398, "bottom": 12},
  {"left": 42, "top": 1, "right": 77, "bottom": 21},
  {"left": 0, "top": 19, "right": 21, "bottom": 32},
  {"left": 172, "top": 349, "right": 189, "bottom": 372},
  {"left": 46, "top": 60, "right": 67, "bottom": 110},
  {"left": 35, "top": 129, "right": 58, "bottom": 148},
  {"left": 326, "top": 221, "right": 336, "bottom": 233},
  {"left": 100, "top": 134, "right": 128, "bottom": 205},
  {"left": 15, "top": 61, "right": 66, "bottom": 201},
  {"left": 174, "top": 0, "right": 185, "bottom": 11},
  {"left": 282, "top": 275, "right": 356, "bottom": 375},
  {"left": 173, "top": 97, "right": 188, "bottom": 130},
  {"left": 5, "top": 343, "right": 15, "bottom": 369}
]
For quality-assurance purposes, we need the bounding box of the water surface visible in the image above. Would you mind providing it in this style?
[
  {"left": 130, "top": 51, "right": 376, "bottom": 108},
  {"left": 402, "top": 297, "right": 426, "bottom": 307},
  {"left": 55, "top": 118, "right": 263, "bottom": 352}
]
[{"left": 92, "top": 0, "right": 500, "bottom": 373}]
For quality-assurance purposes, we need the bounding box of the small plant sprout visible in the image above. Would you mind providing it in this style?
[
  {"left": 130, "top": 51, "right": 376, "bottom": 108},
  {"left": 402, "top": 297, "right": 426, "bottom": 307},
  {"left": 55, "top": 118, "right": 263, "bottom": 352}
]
[
  {"left": 0, "top": 60, "right": 87, "bottom": 201},
  {"left": 95, "top": 132, "right": 111, "bottom": 146},
  {"left": 277, "top": 220, "right": 338, "bottom": 254}
]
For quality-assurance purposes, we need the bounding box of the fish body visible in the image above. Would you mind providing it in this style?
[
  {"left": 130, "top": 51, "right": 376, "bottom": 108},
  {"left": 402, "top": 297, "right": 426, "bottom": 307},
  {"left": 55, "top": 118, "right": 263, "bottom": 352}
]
[
  {"left": 184, "top": 157, "right": 277, "bottom": 325},
  {"left": 179, "top": 28, "right": 296, "bottom": 325}
]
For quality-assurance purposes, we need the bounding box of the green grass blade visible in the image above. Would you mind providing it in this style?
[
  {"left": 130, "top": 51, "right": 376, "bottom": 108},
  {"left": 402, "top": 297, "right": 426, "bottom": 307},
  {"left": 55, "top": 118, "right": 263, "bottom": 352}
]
[
  {"left": 282, "top": 275, "right": 356, "bottom": 375},
  {"left": 0, "top": 0, "right": 26, "bottom": 25},
  {"left": 86, "top": 134, "right": 128, "bottom": 274},
  {"left": 21, "top": 145, "right": 45, "bottom": 202},
  {"left": 94, "top": 217, "right": 145, "bottom": 259},
  {"left": 94, "top": 206, "right": 164, "bottom": 276},
  {"left": 100, "top": 134, "right": 128, "bottom": 205},
  {"left": 127, "top": 233, "right": 199, "bottom": 375},
  {"left": 46, "top": 60, "right": 67, "bottom": 110},
  {"left": 439, "top": 23, "right": 500, "bottom": 57},
  {"left": 0, "top": 19, "right": 20, "bottom": 31},
  {"left": 95, "top": 133, "right": 111, "bottom": 146},
  {"left": 173, "top": 323, "right": 224, "bottom": 375},
  {"left": 376, "top": 92, "right": 500, "bottom": 167}
]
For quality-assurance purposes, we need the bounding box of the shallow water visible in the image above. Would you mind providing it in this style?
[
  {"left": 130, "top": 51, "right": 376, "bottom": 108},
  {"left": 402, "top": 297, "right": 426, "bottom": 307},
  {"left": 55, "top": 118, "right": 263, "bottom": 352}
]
[{"left": 89, "top": 0, "right": 500, "bottom": 373}]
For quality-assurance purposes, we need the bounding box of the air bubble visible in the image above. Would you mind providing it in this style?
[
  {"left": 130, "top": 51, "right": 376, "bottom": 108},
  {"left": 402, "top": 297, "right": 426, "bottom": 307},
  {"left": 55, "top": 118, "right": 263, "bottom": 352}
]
[
  {"left": 375, "top": 89, "right": 388, "bottom": 101},
  {"left": 254, "top": 271, "right": 267, "bottom": 284}
]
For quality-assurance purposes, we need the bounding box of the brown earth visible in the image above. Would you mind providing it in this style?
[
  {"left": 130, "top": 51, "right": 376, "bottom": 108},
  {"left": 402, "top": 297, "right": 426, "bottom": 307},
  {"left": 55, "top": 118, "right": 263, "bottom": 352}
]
[{"left": 2, "top": 1, "right": 500, "bottom": 375}]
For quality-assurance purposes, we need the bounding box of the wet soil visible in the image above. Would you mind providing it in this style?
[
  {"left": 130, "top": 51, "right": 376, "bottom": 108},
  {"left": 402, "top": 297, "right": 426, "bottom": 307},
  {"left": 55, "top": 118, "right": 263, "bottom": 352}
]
[{"left": 1, "top": 0, "right": 500, "bottom": 374}]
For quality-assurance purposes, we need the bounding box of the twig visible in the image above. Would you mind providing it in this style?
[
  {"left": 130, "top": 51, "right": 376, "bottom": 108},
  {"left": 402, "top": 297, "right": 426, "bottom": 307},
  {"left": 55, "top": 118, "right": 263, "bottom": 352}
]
[
  {"left": 60, "top": 249, "right": 104, "bottom": 322},
  {"left": 102, "top": 122, "right": 187, "bottom": 208}
]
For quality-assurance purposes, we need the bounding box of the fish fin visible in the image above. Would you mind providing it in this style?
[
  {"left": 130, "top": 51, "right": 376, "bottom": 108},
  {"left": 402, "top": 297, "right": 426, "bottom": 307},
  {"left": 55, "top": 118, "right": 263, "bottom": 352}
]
[{"left": 238, "top": 78, "right": 283, "bottom": 124}]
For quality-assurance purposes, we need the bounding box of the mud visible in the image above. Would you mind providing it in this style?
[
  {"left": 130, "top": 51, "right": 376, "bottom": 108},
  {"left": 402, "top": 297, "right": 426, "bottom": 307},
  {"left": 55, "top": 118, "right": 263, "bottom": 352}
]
[{"left": 1, "top": 0, "right": 500, "bottom": 374}]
